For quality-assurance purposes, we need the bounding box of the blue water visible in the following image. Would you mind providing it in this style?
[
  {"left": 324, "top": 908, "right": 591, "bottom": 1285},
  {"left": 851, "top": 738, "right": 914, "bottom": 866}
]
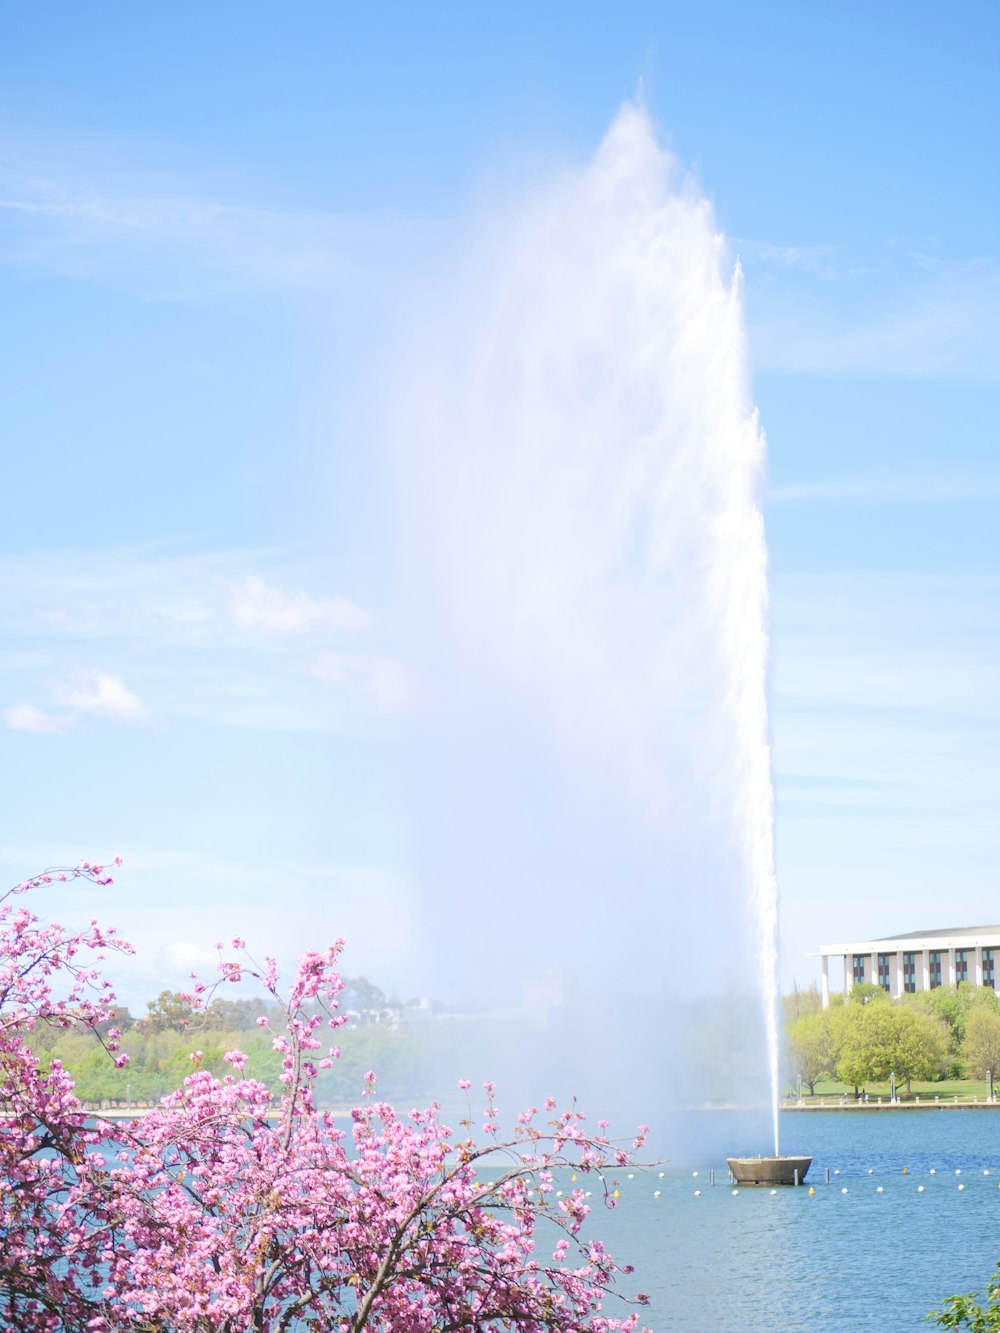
[{"left": 589, "top": 1109, "right": 1000, "bottom": 1331}]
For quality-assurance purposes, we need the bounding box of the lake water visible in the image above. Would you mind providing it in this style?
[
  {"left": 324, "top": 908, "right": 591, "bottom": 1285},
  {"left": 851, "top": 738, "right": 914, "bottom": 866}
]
[{"left": 591, "top": 1108, "right": 1000, "bottom": 1331}]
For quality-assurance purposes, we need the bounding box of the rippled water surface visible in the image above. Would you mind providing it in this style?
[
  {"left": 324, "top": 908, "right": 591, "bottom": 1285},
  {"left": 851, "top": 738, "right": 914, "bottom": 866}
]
[{"left": 592, "top": 1109, "right": 1000, "bottom": 1331}]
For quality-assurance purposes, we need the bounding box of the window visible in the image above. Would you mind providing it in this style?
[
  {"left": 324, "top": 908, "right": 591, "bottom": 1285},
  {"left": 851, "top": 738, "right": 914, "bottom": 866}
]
[
  {"left": 929, "top": 950, "right": 943, "bottom": 989},
  {"left": 903, "top": 952, "right": 917, "bottom": 994},
  {"left": 878, "top": 953, "right": 891, "bottom": 991},
  {"left": 956, "top": 949, "right": 969, "bottom": 984},
  {"left": 984, "top": 950, "right": 995, "bottom": 990},
  {"left": 853, "top": 954, "right": 867, "bottom": 985}
]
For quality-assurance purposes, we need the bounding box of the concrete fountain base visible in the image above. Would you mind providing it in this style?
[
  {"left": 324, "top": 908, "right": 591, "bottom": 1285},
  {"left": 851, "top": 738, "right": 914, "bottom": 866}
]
[{"left": 727, "top": 1155, "right": 812, "bottom": 1186}]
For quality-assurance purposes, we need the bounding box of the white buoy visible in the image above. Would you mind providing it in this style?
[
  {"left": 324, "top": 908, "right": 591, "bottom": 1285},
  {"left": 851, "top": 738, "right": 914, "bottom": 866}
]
[
  {"left": 930, "top": 1169, "right": 936, "bottom": 1175},
  {"left": 841, "top": 1187, "right": 848, "bottom": 1194},
  {"left": 834, "top": 1169, "right": 840, "bottom": 1175},
  {"left": 693, "top": 1171, "right": 699, "bottom": 1178},
  {"left": 985, "top": 1170, "right": 991, "bottom": 1176},
  {"left": 959, "top": 1183, "right": 965, "bottom": 1191},
  {"left": 867, "top": 1168, "right": 873, "bottom": 1175},
  {"left": 658, "top": 1171, "right": 665, "bottom": 1178},
  {"left": 956, "top": 1169, "right": 962, "bottom": 1176},
  {"left": 918, "top": 1185, "right": 925, "bottom": 1193},
  {"left": 770, "top": 1188, "right": 777, "bottom": 1196},
  {"left": 627, "top": 1173, "right": 634, "bottom": 1180},
  {"left": 732, "top": 1189, "right": 739, "bottom": 1196},
  {"left": 876, "top": 1186, "right": 884, "bottom": 1193},
  {"left": 653, "top": 1190, "right": 661, "bottom": 1197},
  {"left": 694, "top": 1189, "right": 701, "bottom": 1197}
]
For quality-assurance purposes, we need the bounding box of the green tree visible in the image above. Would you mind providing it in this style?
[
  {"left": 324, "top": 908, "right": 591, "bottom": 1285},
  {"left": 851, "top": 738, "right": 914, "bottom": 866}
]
[
  {"left": 907, "top": 984, "right": 1000, "bottom": 1075},
  {"left": 962, "top": 1008, "right": 1000, "bottom": 1082},
  {"left": 787, "top": 1009, "right": 836, "bottom": 1094},
  {"left": 142, "top": 989, "right": 196, "bottom": 1033},
  {"left": 782, "top": 982, "right": 823, "bottom": 1025},
  {"left": 203, "top": 995, "right": 271, "bottom": 1030},
  {"left": 929, "top": 1260, "right": 1000, "bottom": 1329},
  {"left": 342, "top": 975, "right": 392, "bottom": 1022},
  {"left": 849, "top": 982, "right": 888, "bottom": 1006},
  {"left": 836, "top": 1001, "right": 948, "bottom": 1093}
]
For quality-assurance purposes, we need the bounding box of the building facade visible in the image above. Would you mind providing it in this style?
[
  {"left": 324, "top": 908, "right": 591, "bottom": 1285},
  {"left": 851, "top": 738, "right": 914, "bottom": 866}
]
[{"left": 818, "top": 927, "right": 1000, "bottom": 1008}]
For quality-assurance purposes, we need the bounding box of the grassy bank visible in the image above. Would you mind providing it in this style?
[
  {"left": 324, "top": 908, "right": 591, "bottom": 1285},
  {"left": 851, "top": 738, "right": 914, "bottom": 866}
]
[{"left": 789, "top": 1075, "right": 996, "bottom": 1105}]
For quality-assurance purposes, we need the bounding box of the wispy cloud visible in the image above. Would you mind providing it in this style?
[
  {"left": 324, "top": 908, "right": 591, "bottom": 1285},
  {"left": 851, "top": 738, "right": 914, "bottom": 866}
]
[
  {"left": 0, "top": 548, "right": 405, "bottom": 735},
  {"left": 60, "top": 671, "right": 147, "bottom": 723},
  {"left": 772, "top": 569, "right": 1000, "bottom": 970},
  {"left": 742, "top": 244, "right": 1000, "bottom": 382},
  {"left": 4, "top": 702, "right": 72, "bottom": 734},
  {"left": 6, "top": 671, "right": 147, "bottom": 733},
  {"left": 734, "top": 237, "right": 840, "bottom": 277},
  {"left": 232, "top": 576, "right": 368, "bottom": 635},
  {"left": 768, "top": 465, "right": 1000, "bottom": 505},
  {"left": 0, "top": 138, "right": 444, "bottom": 302},
  {"left": 0, "top": 839, "right": 424, "bottom": 1010}
]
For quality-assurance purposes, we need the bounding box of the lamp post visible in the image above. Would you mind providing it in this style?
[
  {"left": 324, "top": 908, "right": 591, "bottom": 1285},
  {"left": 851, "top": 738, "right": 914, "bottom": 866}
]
[
  {"left": 890, "top": 1071, "right": 896, "bottom": 1104},
  {"left": 988, "top": 1069, "right": 993, "bottom": 1105}
]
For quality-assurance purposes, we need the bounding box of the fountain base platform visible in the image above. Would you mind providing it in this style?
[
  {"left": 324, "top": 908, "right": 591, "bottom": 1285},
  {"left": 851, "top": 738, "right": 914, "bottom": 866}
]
[{"left": 727, "top": 1155, "right": 812, "bottom": 1186}]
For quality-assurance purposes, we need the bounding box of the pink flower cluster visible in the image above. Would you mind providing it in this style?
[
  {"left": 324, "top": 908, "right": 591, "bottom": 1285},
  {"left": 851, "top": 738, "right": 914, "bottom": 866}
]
[{"left": 0, "top": 866, "right": 652, "bottom": 1333}]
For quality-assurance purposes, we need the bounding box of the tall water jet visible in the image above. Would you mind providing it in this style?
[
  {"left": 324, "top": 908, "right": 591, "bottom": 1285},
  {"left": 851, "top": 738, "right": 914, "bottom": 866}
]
[{"left": 387, "top": 103, "right": 781, "bottom": 1143}]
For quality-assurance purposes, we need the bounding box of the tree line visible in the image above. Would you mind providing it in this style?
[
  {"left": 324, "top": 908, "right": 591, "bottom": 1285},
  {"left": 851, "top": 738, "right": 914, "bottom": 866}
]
[
  {"left": 25, "top": 980, "right": 423, "bottom": 1107},
  {"left": 785, "top": 980, "right": 1000, "bottom": 1094}
]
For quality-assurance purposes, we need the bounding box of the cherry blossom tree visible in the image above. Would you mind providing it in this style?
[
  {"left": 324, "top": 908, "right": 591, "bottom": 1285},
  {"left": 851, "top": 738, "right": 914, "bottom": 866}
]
[{"left": 1, "top": 867, "right": 651, "bottom": 1333}]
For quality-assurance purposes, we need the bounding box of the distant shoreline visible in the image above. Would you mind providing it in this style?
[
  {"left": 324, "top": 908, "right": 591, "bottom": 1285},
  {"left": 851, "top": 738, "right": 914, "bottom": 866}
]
[{"left": 785, "top": 1100, "right": 1000, "bottom": 1112}]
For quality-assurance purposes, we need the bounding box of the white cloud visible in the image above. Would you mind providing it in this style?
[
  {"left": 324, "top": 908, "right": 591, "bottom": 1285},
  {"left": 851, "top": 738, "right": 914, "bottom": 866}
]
[
  {"left": 734, "top": 237, "right": 840, "bottom": 277},
  {"left": 768, "top": 465, "right": 1000, "bottom": 505},
  {"left": 0, "top": 137, "right": 445, "bottom": 302},
  {"left": 743, "top": 247, "right": 1000, "bottom": 382},
  {"left": 307, "top": 651, "right": 412, "bottom": 714},
  {"left": 60, "top": 671, "right": 147, "bottom": 723},
  {"left": 4, "top": 702, "right": 72, "bottom": 733},
  {"left": 232, "top": 576, "right": 368, "bottom": 635},
  {"left": 157, "top": 940, "right": 221, "bottom": 977},
  {"left": 0, "top": 548, "right": 402, "bottom": 735}
]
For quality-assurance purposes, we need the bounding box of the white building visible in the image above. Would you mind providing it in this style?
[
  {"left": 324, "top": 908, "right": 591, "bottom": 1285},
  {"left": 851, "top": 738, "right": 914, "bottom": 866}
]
[{"left": 818, "top": 927, "right": 1000, "bottom": 1009}]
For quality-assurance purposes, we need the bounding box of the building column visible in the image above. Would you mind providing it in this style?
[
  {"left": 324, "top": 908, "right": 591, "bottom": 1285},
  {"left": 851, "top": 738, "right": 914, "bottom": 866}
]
[
  {"left": 895, "top": 950, "right": 905, "bottom": 997},
  {"left": 870, "top": 951, "right": 878, "bottom": 990},
  {"left": 921, "top": 950, "right": 930, "bottom": 992},
  {"left": 821, "top": 955, "right": 830, "bottom": 1009},
  {"left": 975, "top": 947, "right": 984, "bottom": 987},
  {"left": 948, "top": 948, "right": 957, "bottom": 987},
  {"left": 843, "top": 955, "right": 850, "bottom": 996}
]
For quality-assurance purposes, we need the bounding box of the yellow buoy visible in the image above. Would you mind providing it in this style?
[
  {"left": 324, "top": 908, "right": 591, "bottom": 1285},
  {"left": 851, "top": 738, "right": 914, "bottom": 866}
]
[{"left": 808, "top": 1186, "right": 815, "bottom": 1195}]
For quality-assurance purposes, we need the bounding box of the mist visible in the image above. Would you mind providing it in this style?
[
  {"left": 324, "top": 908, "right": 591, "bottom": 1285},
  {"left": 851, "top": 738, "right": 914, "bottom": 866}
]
[{"left": 367, "top": 104, "right": 777, "bottom": 1142}]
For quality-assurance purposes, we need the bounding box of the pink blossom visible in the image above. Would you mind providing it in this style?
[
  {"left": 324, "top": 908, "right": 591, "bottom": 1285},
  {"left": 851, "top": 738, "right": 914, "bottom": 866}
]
[{"left": 0, "top": 863, "right": 652, "bottom": 1333}]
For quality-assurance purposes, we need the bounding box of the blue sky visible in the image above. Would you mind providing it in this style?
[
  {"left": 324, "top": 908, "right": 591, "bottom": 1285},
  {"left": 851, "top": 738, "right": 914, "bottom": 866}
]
[{"left": 1, "top": 2, "right": 997, "bottom": 1012}]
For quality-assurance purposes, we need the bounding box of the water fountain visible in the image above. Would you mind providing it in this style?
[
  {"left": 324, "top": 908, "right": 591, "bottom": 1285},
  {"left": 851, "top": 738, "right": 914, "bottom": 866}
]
[{"left": 389, "top": 102, "right": 803, "bottom": 1154}]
